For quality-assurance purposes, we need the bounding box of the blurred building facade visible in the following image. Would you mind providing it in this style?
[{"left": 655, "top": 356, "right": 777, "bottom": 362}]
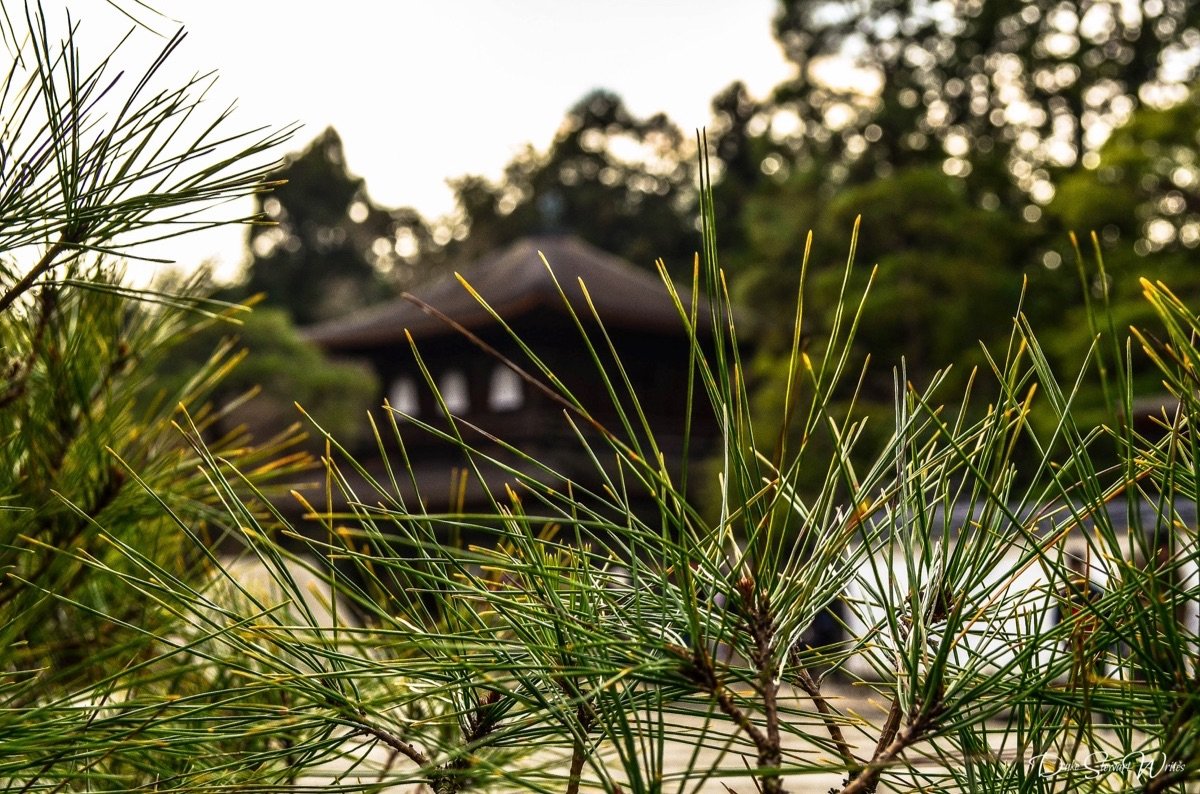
[{"left": 300, "top": 234, "right": 722, "bottom": 516}]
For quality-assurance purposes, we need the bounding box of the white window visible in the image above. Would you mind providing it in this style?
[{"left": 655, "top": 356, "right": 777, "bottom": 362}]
[
  {"left": 488, "top": 365, "right": 524, "bottom": 412},
  {"left": 440, "top": 369, "right": 470, "bottom": 414},
  {"left": 388, "top": 376, "right": 419, "bottom": 417}
]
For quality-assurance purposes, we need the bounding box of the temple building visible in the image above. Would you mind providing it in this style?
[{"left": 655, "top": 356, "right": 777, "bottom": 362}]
[{"left": 301, "top": 234, "right": 722, "bottom": 515}]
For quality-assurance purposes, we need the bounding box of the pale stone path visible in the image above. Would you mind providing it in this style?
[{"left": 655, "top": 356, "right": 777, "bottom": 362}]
[
  {"left": 300, "top": 682, "right": 901, "bottom": 793},
  {"left": 299, "top": 682, "right": 1186, "bottom": 792}
]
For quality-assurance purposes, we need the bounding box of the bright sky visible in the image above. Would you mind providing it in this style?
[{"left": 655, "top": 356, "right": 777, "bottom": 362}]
[{"left": 55, "top": 1, "right": 793, "bottom": 281}]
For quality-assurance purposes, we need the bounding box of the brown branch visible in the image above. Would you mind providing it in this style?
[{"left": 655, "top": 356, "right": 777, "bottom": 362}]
[
  {"left": 713, "top": 678, "right": 770, "bottom": 752},
  {"left": 352, "top": 718, "right": 474, "bottom": 794},
  {"left": 871, "top": 698, "right": 903, "bottom": 767},
  {"left": 790, "top": 664, "right": 860, "bottom": 775},
  {"left": 343, "top": 718, "right": 429, "bottom": 768},
  {"left": 838, "top": 707, "right": 931, "bottom": 794},
  {"left": 0, "top": 285, "right": 56, "bottom": 410},
  {"left": 0, "top": 237, "right": 71, "bottom": 316},
  {"left": 670, "top": 641, "right": 771, "bottom": 752},
  {"left": 552, "top": 670, "right": 597, "bottom": 794},
  {"left": 352, "top": 688, "right": 510, "bottom": 794},
  {"left": 1143, "top": 692, "right": 1197, "bottom": 794},
  {"left": 1144, "top": 768, "right": 1189, "bottom": 794},
  {"left": 565, "top": 706, "right": 594, "bottom": 794},
  {"left": 760, "top": 667, "right": 782, "bottom": 784},
  {"left": 740, "top": 577, "right": 785, "bottom": 794},
  {"left": 677, "top": 576, "right": 790, "bottom": 792}
]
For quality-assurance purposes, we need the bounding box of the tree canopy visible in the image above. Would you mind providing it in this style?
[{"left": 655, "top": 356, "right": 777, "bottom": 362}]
[
  {"left": 440, "top": 90, "right": 700, "bottom": 276},
  {"left": 237, "top": 128, "right": 441, "bottom": 324},
  {"left": 224, "top": 0, "right": 1200, "bottom": 479},
  {"left": 772, "top": 0, "right": 1200, "bottom": 186}
]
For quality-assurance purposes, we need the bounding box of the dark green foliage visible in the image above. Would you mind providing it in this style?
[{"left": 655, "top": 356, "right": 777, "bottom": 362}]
[
  {"left": 0, "top": 269, "right": 306, "bottom": 690},
  {"left": 744, "top": 0, "right": 1200, "bottom": 296},
  {"left": 1050, "top": 87, "right": 1200, "bottom": 264},
  {"left": 0, "top": 5, "right": 311, "bottom": 785},
  {"left": 692, "top": 0, "right": 1200, "bottom": 490},
  {"left": 239, "top": 128, "right": 420, "bottom": 324},
  {"left": 1042, "top": 89, "right": 1200, "bottom": 414},
  {"left": 772, "top": 0, "right": 1200, "bottom": 182},
  {"left": 821, "top": 169, "right": 1026, "bottom": 375},
  {"left": 740, "top": 166, "right": 1028, "bottom": 366},
  {"left": 442, "top": 90, "right": 699, "bottom": 276},
  {"left": 154, "top": 303, "right": 380, "bottom": 448}
]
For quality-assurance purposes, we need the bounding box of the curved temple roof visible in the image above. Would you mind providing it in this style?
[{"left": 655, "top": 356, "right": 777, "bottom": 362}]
[{"left": 303, "top": 235, "right": 711, "bottom": 350}]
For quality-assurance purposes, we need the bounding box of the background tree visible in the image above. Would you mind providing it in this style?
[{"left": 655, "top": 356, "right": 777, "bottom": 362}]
[
  {"left": 751, "top": 0, "right": 1200, "bottom": 298},
  {"left": 772, "top": 0, "right": 1200, "bottom": 194},
  {"left": 239, "top": 127, "right": 437, "bottom": 324},
  {"left": 1050, "top": 84, "right": 1200, "bottom": 268},
  {"left": 702, "top": 0, "right": 1200, "bottom": 479},
  {"left": 236, "top": 89, "right": 740, "bottom": 327},
  {"left": 441, "top": 90, "right": 699, "bottom": 276},
  {"left": 1042, "top": 87, "right": 1200, "bottom": 420},
  {"left": 236, "top": 93, "right": 702, "bottom": 323},
  {"left": 708, "top": 81, "right": 778, "bottom": 263},
  {"left": 153, "top": 300, "right": 379, "bottom": 449}
]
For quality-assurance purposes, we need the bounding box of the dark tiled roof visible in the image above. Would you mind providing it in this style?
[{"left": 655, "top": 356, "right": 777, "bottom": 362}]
[{"left": 303, "top": 235, "right": 708, "bottom": 350}]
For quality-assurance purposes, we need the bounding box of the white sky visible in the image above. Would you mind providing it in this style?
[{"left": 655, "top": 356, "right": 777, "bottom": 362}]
[{"left": 49, "top": 1, "right": 793, "bottom": 281}]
